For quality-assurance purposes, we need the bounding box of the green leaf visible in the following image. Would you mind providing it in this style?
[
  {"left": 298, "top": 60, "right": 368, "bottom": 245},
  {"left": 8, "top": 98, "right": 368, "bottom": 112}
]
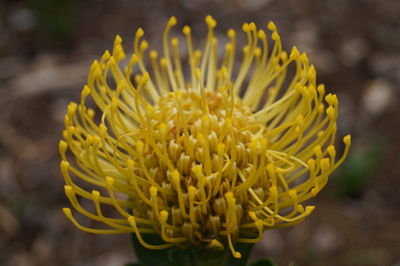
[
  {"left": 130, "top": 234, "right": 256, "bottom": 266},
  {"left": 130, "top": 234, "right": 191, "bottom": 266},
  {"left": 191, "top": 246, "right": 230, "bottom": 266},
  {"left": 229, "top": 243, "right": 255, "bottom": 266},
  {"left": 124, "top": 263, "right": 140, "bottom": 266},
  {"left": 250, "top": 258, "right": 277, "bottom": 266}
]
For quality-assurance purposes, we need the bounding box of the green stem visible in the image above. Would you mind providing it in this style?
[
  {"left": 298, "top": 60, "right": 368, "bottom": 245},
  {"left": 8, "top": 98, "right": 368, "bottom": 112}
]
[
  {"left": 191, "top": 247, "right": 230, "bottom": 266},
  {"left": 130, "top": 233, "right": 255, "bottom": 266}
]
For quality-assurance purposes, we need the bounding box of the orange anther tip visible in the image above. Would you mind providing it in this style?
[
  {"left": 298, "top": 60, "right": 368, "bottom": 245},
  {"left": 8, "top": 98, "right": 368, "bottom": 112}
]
[
  {"left": 210, "top": 239, "right": 224, "bottom": 249},
  {"left": 62, "top": 208, "right": 72, "bottom": 217},
  {"left": 99, "top": 123, "right": 107, "bottom": 129},
  {"left": 171, "top": 170, "right": 180, "bottom": 183},
  {"left": 249, "top": 22, "right": 256, "bottom": 31},
  {"left": 225, "top": 43, "right": 233, "bottom": 52},
  {"left": 272, "top": 32, "right": 280, "bottom": 41},
  {"left": 59, "top": 141, "right": 67, "bottom": 151},
  {"left": 269, "top": 186, "right": 278, "bottom": 194},
  {"left": 300, "top": 53, "right": 308, "bottom": 64},
  {"left": 290, "top": 47, "right": 299, "bottom": 58},
  {"left": 183, "top": 25, "right": 191, "bottom": 35},
  {"left": 305, "top": 206, "right": 315, "bottom": 213},
  {"left": 150, "top": 186, "right": 158, "bottom": 196},
  {"left": 325, "top": 93, "right": 333, "bottom": 103},
  {"left": 142, "top": 72, "right": 150, "bottom": 81},
  {"left": 115, "top": 34, "right": 122, "bottom": 43},
  {"left": 108, "top": 56, "right": 116, "bottom": 66},
  {"left": 313, "top": 145, "right": 322, "bottom": 154},
  {"left": 266, "top": 164, "right": 274, "bottom": 171},
  {"left": 227, "top": 29, "right": 235, "bottom": 38},
  {"left": 128, "top": 216, "right": 136, "bottom": 225},
  {"left": 296, "top": 204, "right": 305, "bottom": 213},
  {"left": 136, "top": 28, "right": 144, "bottom": 37},
  {"left": 87, "top": 108, "right": 95, "bottom": 116},
  {"left": 169, "top": 16, "right": 177, "bottom": 26},
  {"left": 111, "top": 97, "right": 119, "bottom": 106},
  {"left": 192, "top": 165, "right": 202, "bottom": 174},
  {"left": 106, "top": 176, "right": 114, "bottom": 185},
  {"left": 171, "top": 38, "right": 179, "bottom": 46},
  {"left": 102, "top": 50, "right": 111, "bottom": 59},
  {"left": 129, "top": 54, "right": 138, "bottom": 63},
  {"left": 194, "top": 50, "right": 202, "bottom": 57},
  {"left": 61, "top": 160, "right": 69, "bottom": 169},
  {"left": 327, "top": 145, "right": 336, "bottom": 153},
  {"left": 150, "top": 50, "right": 158, "bottom": 59},
  {"left": 326, "top": 106, "right": 335, "bottom": 117},
  {"left": 225, "top": 191, "right": 234, "bottom": 199},
  {"left": 267, "top": 21, "right": 277, "bottom": 31},
  {"left": 160, "top": 58, "right": 167, "bottom": 66},
  {"left": 296, "top": 114, "right": 304, "bottom": 123},
  {"left": 321, "top": 158, "right": 330, "bottom": 169},
  {"left": 92, "top": 190, "right": 100, "bottom": 198},
  {"left": 257, "top": 29, "right": 266, "bottom": 39},
  {"left": 91, "top": 60, "right": 99, "bottom": 69},
  {"left": 311, "top": 188, "right": 318, "bottom": 196},
  {"left": 140, "top": 41, "right": 149, "bottom": 50},
  {"left": 281, "top": 51, "right": 288, "bottom": 61},
  {"left": 307, "top": 159, "right": 315, "bottom": 168},
  {"left": 127, "top": 160, "right": 135, "bottom": 169},
  {"left": 188, "top": 186, "right": 196, "bottom": 194},
  {"left": 242, "top": 23, "right": 249, "bottom": 32},
  {"left": 205, "top": 15, "right": 216, "bottom": 27},
  {"left": 85, "top": 134, "right": 93, "bottom": 143},
  {"left": 67, "top": 103, "right": 77, "bottom": 114},
  {"left": 160, "top": 210, "right": 169, "bottom": 221},
  {"left": 82, "top": 85, "right": 91, "bottom": 96}
]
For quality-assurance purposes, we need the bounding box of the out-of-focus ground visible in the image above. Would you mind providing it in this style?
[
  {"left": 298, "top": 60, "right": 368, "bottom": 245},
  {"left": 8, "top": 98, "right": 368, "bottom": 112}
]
[{"left": 0, "top": 0, "right": 399, "bottom": 265}]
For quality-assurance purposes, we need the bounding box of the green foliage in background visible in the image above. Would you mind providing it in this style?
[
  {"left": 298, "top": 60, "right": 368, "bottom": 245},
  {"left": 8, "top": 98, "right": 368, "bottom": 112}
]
[
  {"left": 335, "top": 137, "right": 385, "bottom": 198},
  {"left": 27, "top": 0, "right": 75, "bottom": 42}
]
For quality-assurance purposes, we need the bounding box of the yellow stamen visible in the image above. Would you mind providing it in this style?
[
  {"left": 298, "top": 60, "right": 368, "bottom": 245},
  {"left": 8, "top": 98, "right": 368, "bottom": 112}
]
[{"left": 61, "top": 17, "right": 350, "bottom": 259}]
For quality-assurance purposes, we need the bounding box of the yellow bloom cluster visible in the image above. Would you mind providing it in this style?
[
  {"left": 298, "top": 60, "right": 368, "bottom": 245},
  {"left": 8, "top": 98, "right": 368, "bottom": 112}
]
[{"left": 60, "top": 16, "right": 350, "bottom": 258}]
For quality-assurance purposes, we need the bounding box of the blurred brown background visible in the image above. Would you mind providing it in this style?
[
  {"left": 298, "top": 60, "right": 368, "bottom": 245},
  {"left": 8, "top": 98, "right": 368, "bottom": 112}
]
[{"left": 0, "top": 0, "right": 399, "bottom": 265}]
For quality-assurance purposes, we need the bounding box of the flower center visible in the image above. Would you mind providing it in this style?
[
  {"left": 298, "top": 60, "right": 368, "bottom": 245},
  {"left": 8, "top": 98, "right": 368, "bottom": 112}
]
[{"left": 131, "top": 89, "right": 269, "bottom": 242}]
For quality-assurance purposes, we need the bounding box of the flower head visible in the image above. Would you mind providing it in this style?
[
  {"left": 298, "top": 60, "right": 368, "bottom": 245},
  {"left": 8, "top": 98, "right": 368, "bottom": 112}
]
[{"left": 60, "top": 16, "right": 350, "bottom": 258}]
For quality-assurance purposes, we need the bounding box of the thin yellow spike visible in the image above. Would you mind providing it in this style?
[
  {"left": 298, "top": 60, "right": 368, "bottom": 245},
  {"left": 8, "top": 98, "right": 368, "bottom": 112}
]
[
  {"left": 163, "top": 17, "right": 179, "bottom": 91},
  {"left": 61, "top": 17, "right": 350, "bottom": 257}
]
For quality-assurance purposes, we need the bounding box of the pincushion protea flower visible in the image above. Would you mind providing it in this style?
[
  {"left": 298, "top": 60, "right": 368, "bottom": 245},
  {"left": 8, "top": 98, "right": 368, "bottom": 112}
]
[{"left": 59, "top": 15, "right": 350, "bottom": 259}]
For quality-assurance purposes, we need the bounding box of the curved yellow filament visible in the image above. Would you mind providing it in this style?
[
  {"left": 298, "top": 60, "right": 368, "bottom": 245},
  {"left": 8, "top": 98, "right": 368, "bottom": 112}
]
[{"left": 61, "top": 16, "right": 350, "bottom": 259}]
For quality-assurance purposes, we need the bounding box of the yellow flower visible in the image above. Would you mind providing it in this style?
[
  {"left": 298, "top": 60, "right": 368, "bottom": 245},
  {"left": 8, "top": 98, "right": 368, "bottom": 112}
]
[{"left": 59, "top": 15, "right": 350, "bottom": 258}]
